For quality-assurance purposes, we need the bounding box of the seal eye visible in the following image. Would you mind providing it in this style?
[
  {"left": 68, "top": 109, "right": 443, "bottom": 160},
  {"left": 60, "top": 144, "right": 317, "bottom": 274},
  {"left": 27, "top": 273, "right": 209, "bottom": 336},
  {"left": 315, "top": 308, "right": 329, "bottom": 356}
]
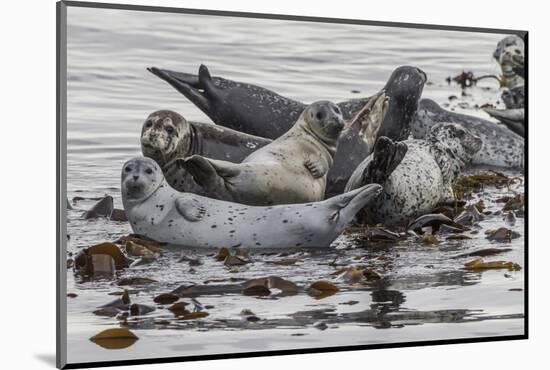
[
  {"left": 165, "top": 126, "right": 174, "bottom": 134},
  {"left": 316, "top": 112, "right": 324, "bottom": 120},
  {"left": 125, "top": 166, "right": 132, "bottom": 172},
  {"left": 145, "top": 121, "right": 153, "bottom": 128},
  {"left": 145, "top": 168, "right": 153, "bottom": 175}
]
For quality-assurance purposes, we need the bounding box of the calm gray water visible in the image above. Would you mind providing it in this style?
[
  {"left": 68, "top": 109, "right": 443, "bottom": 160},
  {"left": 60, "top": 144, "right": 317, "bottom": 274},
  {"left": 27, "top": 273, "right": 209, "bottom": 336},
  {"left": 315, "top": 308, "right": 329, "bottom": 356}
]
[{"left": 65, "top": 6, "right": 524, "bottom": 365}]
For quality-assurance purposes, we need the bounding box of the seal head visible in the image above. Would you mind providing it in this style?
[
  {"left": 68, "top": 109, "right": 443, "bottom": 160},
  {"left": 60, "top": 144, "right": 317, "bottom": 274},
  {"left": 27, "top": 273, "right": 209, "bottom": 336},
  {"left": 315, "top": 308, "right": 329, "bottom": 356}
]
[
  {"left": 121, "top": 157, "right": 164, "bottom": 203},
  {"left": 301, "top": 100, "right": 345, "bottom": 146},
  {"left": 140, "top": 110, "right": 191, "bottom": 164}
]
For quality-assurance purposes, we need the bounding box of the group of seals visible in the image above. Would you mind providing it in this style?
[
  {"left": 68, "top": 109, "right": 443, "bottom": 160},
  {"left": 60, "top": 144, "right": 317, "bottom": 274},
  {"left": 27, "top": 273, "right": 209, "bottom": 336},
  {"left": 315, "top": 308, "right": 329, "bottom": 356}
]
[
  {"left": 122, "top": 157, "right": 382, "bottom": 248},
  {"left": 149, "top": 64, "right": 426, "bottom": 195},
  {"left": 119, "top": 36, "right": 525, "bottom": 247},
  {"left": 179, "top": 100, "right": 345, "bottom": 205},
  {"left": 346, "top": 123, "right": 482, "bottom": 226},
  {"left": 140, "top": 110, "right": 270, "bottom": 194}
]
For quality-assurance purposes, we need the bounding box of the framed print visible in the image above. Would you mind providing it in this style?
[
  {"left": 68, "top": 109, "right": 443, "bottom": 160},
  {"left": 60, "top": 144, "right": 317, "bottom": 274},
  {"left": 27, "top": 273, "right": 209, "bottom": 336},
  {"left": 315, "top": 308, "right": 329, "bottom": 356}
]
[{"left": 57, "top": 1, "right": 527, "bottom": 368}]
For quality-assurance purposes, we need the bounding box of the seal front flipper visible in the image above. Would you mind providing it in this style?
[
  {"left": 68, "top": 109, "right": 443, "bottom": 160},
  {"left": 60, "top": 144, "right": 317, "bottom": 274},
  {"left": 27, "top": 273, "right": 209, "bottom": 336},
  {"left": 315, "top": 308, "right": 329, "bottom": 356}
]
[
  {"left": 175, "top": 195, "right": 207, "bottom": 222},
  {"left": 362, "top": 136, "right": 408, "bottom": 185},
  {"left": 179, "top": 155, "right": 240, "bottom": 191},
  {"left": 147, "top": 67, "right": 212, "bottom": 115},
  {"left": 304, "top": 158, "right": 328, "bottom": 178}
]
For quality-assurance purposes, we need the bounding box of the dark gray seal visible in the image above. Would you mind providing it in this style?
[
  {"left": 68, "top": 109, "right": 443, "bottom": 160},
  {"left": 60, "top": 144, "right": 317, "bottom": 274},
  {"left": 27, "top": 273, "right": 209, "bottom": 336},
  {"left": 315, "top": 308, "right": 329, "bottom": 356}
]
[
  {"left": 411, "top": 99, "right": 524, "bottom": 168},
  {"left": 346, "top": 123, "right": 482, "bottom": 226},
  {"left": 140, "top": 110, "right": 271, "bottom": 194},
  {"left": 148, "top": 64, "right": 426, "bottom": 140}
]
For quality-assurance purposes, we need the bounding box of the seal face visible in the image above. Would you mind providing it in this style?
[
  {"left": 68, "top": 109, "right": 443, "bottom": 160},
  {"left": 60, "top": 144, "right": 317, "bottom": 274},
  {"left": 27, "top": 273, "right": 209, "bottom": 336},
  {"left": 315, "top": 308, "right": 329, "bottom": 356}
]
[
  {"left": 121, "top": 157, "right": 382, "bottom": 248},
  {"left": 346, "top": 123, "right": 482, "bottom": 226},
  {"left": 411, "top": 99, "right": 524, "bottom": 168},
  {"left": 180, "top": 100, "right": 344, "bottom": 206},
  {"left": 140, "top": 110, "right": 272, "bottom": 194},
  {"left": 493, "top": 35, "right": 524, "bottom": 89}
]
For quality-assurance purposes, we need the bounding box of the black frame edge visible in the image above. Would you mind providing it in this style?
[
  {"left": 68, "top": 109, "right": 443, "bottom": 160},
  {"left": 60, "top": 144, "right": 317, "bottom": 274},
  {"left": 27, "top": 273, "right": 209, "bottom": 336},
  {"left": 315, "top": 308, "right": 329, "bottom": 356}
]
[{"left": 58, "top": 1, "right": 529, "bottom": 369}]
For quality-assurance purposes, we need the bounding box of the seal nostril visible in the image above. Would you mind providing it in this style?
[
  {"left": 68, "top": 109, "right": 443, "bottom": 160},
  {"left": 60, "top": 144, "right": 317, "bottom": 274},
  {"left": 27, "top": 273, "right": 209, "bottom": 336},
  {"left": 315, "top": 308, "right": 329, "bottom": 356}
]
[{"left": 133, "top": 175, "right": 139, "bottom": 181}]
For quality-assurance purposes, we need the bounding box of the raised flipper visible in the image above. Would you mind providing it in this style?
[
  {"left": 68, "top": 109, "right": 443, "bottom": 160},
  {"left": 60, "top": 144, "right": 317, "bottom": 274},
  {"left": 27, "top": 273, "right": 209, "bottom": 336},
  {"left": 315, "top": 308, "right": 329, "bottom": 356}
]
[
  {"left": 345, "top": 90, "right": 389, "bottom": 149},
  {"left": 175, "top": 195, "right": 207, "bottom": 222},
  {"left": 362, "top": 136, "right": 408, "bottom": 185},
  {"left": 304, "top": 157, "right": 328, "bottom": 178},
  {"left": 147, "top": 66, "right": 213, "bottom": 116},
  {"left": 177, "top": 155, "right": 240, "bottom": 191},
  {"left": 483, "top": 108, "right": 525, "bottom": 137}
]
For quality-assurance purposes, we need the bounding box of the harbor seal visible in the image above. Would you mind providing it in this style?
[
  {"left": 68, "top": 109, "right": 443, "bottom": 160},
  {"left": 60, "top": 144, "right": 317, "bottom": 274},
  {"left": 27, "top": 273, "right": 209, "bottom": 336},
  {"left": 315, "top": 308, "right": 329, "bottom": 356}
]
[
  {"left": 141, "top": 110, "right": 271, "bottom": 193},
  {"left": 179, "top": 100, "right": 345, "bottom": 206},
  {"left": 148, "top": 64, "right": 426, "bottom": 140},
  {"left": 493, "top": 35, "right": 525, "bottom": 89},
  {"left": 411, "top": 99, "right": 524, "bottom": 167},
  {"left": 121, "top": 157, "right": 382, "bottom": 248},
  {"left": 346, "top": 123, "right": 482, "bottom": 226}
]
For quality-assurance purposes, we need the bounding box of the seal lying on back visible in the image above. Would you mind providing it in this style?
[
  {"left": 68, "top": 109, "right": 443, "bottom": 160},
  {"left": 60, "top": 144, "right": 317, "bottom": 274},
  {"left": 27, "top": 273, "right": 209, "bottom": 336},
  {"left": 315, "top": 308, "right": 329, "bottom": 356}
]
[
  {"left": 141, "top": 110, "right": 271, "bottom": 193},
  {"left": 179, "top": 101, "right": 345, "bottom": 205},
  {"left": 411, "top": 99, "right": 524, "bottom": 167},
  {"left": 148, "top": 64, "right": 426, "bottom": 140},
  {"left": 346, "top": 123, "right": 482, "bottom": 226},
  {"left": 121, "top": 157, "right": 382, "bottom": 248}
]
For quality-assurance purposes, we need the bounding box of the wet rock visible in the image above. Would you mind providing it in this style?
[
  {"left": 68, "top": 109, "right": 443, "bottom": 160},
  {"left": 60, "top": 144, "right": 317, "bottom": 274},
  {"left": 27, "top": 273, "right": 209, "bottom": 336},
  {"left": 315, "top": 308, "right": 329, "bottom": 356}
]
[
  {"left": 67, "top": 293, "right": 77, "bottom": 298},
  {"left": 172, "top": 284, "right": 243, "bottom": 297},
  {"left": 98, "top": 290, "right": 130, "bottom": 311},
  {"left": 177, "top": 311, "right": 209, "bottom": 320},
  {"left": 224, "top": 255, "right": 250, "bottom": 267},
  {"left": 90, "top": 328, "right": 138, "bottom": 350},
  {"left": 438, "top": 224, "right": 465, "bottom": 234},
  {"left": 82, "top": 196, "right": 114, "bottom": 219},
  {"left": 313, "top": 321, "right": 328, "bottom": 330},
  {"left": 90, "top": 254, "right": 116, "bottom": 279},
  {"left": 446, "top": 234, "right": 471, "bottom": 240},
  {"left": 487, "top": 227, "right": 520, "bottom": 242},
  {"left": 341, "top": 266, "right": 365, "bottom": 284},
  {"left": 154, "top": 293, "right": 179, "bottom": 305},
  {"left": 129, "top": 303, "right": 155, "bottom": 316},
  {"left": 242, "top": 285, "right": 271, "bottom": 296},
  {"left": 422, "top": 234, "right": 440, "bottom": 245},
  {"left": 93, "top": 306, "right": 122, "bottom": 317},
  {"left": 244, "top": 276, "right": 301, "bottom": 295},
  {"left": 504, "top": 212, "right": 516, "bottom": 227},
  {"left": 339, "top": 300, "right": 359, "bottom": 306},
  {"left": 110, "top": 208, "right": 128, "bottom": 222}
]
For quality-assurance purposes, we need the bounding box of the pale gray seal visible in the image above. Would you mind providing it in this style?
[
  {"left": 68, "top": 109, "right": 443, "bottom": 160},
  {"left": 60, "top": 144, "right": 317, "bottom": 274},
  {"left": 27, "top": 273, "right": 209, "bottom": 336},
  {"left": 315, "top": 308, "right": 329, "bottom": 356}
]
[
  {"left": 179, "top": 100, "right": 345, "bottom": 206},
  {"left": 411, "top": 99, "right": 524, "bottom": 167},
  {"left": 121, "top": 157, "right": 382, "bottom": 248},
  {"left": 140, "top": 110, "right": 271, "bottom": 194},
  {"left": 346, "top": 123, "right": 482, "bottom": 226}
]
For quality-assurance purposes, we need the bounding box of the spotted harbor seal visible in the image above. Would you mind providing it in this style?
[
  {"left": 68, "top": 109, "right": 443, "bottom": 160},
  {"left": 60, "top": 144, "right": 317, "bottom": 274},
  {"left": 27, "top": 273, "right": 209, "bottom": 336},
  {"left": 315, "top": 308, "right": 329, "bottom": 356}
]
[
  {"left": 179, "top": 101, "right": 345, "bottom": 205},
  {"left": 121, "top": 157, "right": 382, "bottom": 248},
  {"left": 141, "top": 110, "right": 271, "bottom": 194},
  {"left": 411, "top": 99, "right": 524, "bottom": 167},
  {"left": 493, "top": 35, "right": 525, "bottom": 89},
  {"left": 346, "top": 123, "right": 482, "bottom": 226},
  {"left": 148, "top": 64, "right": 426, "bottom": 140}
]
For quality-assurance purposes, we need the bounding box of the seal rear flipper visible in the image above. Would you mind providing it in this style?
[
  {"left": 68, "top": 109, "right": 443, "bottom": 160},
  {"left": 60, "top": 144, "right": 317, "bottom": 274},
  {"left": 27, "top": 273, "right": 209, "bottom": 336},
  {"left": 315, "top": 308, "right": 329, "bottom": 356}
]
[
  {"left": 482, "top": 108, "right": 525, "bottom": 137},
  {"left": 179, "top": 155, "right": 240, "bottom": 191},
  {"left": 175, "top": 196, "right": 207, "bottom": 222},
  {"left": 328, "top": 184, "right": 383, "bottom": 223},
  {"left": 362, "top": 136, "right": 408, "bottom": 185},
  {"left": 147, "top": 67, "right": 212, "bottom": 115}
]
